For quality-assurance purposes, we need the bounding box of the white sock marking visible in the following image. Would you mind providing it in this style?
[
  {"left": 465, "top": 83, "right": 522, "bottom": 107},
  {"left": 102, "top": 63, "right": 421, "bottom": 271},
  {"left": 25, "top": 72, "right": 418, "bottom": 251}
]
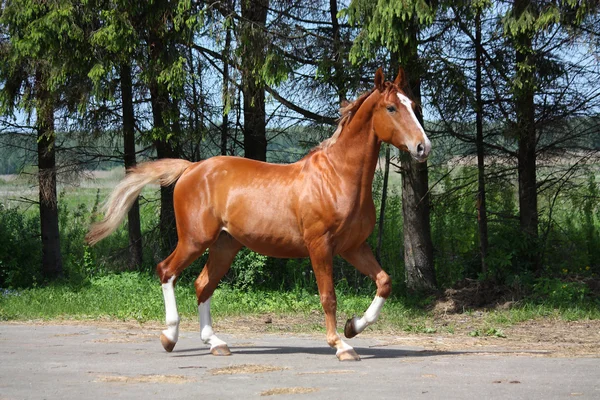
[
  {"left": 199, "top": 297, "right": 227, "bottom": 349},
  {"left": 161, "top": 276, "right": 179, "bottom": 343},
  {"left": 335, "top": 338, "right": 355, "bottom": 356},
  {"left": 353, "top": 296, "right": 386, "bottom": 334}
]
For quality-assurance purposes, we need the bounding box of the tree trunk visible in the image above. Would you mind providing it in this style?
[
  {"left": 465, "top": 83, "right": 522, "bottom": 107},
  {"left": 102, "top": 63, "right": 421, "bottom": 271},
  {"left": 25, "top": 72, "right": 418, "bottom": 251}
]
[
  {"left": 329, "top": 0, "right": 346, "bottom": 103},
  {"left": 474, "top": 7, "right": 489, "bottom": 275},
  {"left": 221, "top": 8, "right": 232, "bottom": 156},
  {"left": 36, "top": 73, "right": 63, "bottom": 280},
  {"left": 150, "top": 87, "right": 178, "bottom": 254},
  {"left": 395, "top": 33, "right": 437, "bottom": 292},
  {"left": 149, "top": 75, "right": 178, "bottom": 255},
  {"left": 241, "top": 0, "right": 268, "bottom": 161},
  {"left": 401, "top": 152, "right": 436, "bottom": 292},
  {"left": 148, "top": 25, "right": 179, "bottom": 254},
  {"left": 120, "top": 63, "right": 143, "bottom": 269},
  {"left": 514, "top": 0, "right": 539, "bottom": 271},
  {"left": 376, "top": 144, "right": 391, "bottom": 263}
]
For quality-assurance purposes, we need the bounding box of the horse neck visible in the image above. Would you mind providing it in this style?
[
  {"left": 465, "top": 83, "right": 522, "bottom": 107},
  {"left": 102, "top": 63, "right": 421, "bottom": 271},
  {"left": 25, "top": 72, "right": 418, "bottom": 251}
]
[{"left": 325, "top": 93, "right": 382, "bottom": 190}]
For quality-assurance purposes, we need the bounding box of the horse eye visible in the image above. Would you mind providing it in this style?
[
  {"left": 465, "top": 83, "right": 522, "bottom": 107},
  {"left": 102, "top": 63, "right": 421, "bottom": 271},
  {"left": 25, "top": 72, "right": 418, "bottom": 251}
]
[{"left": 386, "top": 105, "right": 396, "bottom": 113}]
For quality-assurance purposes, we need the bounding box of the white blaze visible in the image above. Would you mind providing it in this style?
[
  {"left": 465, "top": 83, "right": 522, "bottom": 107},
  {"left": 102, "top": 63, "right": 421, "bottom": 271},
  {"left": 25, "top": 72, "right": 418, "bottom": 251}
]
[{"left": 397, "top": 93, "right": 431, "bottom": 150}]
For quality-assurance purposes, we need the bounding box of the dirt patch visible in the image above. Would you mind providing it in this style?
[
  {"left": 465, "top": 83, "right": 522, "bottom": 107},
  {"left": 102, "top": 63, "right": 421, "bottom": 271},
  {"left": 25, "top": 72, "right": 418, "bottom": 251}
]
[
  {"left": 94, "top": 374, "right": 193, "bottom": 384},
  {"left": 209, "top": 364, "right": 287, "bottom": 375},
  {"left": 432, "top": 279, "right": 521, "bottom": 314},
  {"left": 370, "top": 318, "right": 600, "bottom": 357},
  {"left": 260, "top": 387, "right": 319, "bottom": 396}
]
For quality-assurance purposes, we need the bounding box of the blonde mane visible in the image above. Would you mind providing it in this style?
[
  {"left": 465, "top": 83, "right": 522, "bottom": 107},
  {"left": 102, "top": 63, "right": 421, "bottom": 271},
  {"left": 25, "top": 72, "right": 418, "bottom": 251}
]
[{"left": 315, "top": 88, "right": 376, "bottom": 151}]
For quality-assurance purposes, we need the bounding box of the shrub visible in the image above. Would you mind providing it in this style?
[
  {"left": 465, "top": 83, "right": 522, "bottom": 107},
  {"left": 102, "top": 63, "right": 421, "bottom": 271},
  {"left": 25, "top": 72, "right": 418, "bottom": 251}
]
[{"left": 0, "top": 204, "right": 42, "bottom": 288}]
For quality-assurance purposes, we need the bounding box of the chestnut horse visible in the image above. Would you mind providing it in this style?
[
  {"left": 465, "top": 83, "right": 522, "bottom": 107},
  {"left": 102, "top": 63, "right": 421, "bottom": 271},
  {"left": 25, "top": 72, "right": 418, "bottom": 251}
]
[{"left": 86, "top": 68, "right": 431, "bottom": 361}]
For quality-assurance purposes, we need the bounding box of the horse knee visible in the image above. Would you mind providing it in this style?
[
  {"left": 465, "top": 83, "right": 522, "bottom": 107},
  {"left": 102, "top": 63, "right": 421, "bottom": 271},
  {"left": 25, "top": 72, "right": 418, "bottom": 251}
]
[
  {"left": 376, "top": 271, "right": 391, "bottom": 298},
  {"left": 156, "top": 261, "right": 171, "bottom": 284}
]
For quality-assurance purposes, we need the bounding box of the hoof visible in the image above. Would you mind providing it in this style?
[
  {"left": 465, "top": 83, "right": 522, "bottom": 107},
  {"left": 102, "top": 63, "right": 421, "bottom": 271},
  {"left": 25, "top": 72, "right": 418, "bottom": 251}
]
[
  {"left": 337, "top": 348, "right": 361, "bottom": 362},
  {"left": 160, "top": 333, "right": 176, "bottom": 352},
  {"left": 344, "top": 317, "right": 358, "bottom": 339},
  {"left": 210, "top": 344, "right": 232, "bottom": 356}
]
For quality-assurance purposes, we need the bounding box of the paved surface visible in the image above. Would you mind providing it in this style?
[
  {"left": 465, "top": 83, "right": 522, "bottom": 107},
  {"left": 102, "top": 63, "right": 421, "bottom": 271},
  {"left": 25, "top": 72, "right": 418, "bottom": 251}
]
[{"left": 1, "top": 323, "right": 599, "bottom": 399}]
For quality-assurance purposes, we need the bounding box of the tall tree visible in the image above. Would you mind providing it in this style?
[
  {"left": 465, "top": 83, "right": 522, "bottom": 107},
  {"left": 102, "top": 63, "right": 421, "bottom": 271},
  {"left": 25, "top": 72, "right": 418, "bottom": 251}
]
[
  {"left": 501, "top": 0, "right": 600, "bottom": 271},
  {"left": 473, "top": 4, "right": 489, "bottom": 275},
  {"left": 347, "top": 0, "right": 438, "bottom": 292},
  {"left": 35, "top": 70, "right": 63, "bottom": 279},
  {"left": 397, "top": 40, "right": 437, "bottom": 292},
  {"left": 0, "top": 0, "right": 96, "bottom": 279},
  {"left": 510, "top": 0, "right": 539, "bottom": 270},
  {"left": 89, "top": 0, "right": 146, "bottom": 267},
  {"left": 120, "top": 63, "right": 143, "bottom": 268}
]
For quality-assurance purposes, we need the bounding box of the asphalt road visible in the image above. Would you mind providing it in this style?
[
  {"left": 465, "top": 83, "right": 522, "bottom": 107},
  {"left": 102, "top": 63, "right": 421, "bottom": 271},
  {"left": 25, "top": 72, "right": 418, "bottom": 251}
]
[{"left": 1, "top": 323, "right": 598, "bottom": 399}]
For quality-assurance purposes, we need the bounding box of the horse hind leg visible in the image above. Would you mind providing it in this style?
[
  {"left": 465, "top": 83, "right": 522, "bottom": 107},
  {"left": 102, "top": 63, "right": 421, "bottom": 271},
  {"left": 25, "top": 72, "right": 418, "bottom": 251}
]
[
  {"left": 195, "top": 233, "right": 242, "bottom": 356},
  {"left": 157, "top": 242, "right": 205, "bottom": 352}
]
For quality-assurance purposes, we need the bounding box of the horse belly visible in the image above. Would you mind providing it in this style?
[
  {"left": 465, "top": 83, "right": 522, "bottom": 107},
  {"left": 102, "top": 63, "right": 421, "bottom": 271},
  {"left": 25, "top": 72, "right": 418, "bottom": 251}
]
[
  {"left": 221, "top": 195, "right": 308, "bottom": 258},
  {"left": 225, "top": 221, "right": 308, "bottom": 258}
]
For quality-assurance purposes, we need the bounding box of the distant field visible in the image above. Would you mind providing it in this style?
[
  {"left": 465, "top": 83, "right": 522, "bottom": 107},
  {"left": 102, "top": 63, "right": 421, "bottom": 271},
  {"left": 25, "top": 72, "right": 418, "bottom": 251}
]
[{"left": 0, "top": 168, "right": 161, "bottom": 211}]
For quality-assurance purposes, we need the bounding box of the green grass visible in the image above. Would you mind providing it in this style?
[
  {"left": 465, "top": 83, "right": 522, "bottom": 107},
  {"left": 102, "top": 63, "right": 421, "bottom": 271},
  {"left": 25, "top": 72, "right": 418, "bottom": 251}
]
[
  {"left": 2, "top": 272, "right": 598, "bottom": 336},
  {"left": 0, "top": 272, "right": 407, "bottom": 322}
]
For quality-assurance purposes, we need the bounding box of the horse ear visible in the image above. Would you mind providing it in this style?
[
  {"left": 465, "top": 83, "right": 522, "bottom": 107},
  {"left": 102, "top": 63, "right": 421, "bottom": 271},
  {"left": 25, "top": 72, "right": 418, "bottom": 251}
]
[
  {"left": 394, "top": 67, "right": 405, "bottom": 87},
  {"left": 374, "top": 68, "right": 385, "bottom": 91}
]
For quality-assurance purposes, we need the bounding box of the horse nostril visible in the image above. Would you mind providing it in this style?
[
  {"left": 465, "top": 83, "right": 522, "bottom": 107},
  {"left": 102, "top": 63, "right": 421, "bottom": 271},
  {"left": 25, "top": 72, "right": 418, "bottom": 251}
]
[{"left": 417, "top": 143, "right": 424, "bottom": 156}]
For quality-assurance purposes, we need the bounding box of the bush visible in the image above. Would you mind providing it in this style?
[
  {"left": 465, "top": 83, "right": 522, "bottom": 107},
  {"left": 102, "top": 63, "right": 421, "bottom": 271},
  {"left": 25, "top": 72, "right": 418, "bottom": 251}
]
[
  {"left": 228, "top": 248, "right": 268, "bottom": 290},
  {"left": 532, "top": 277, "right": 591, "bottom": 307},
  {"left": 0, "top": 204, "right": 42, "bottom": 288}
]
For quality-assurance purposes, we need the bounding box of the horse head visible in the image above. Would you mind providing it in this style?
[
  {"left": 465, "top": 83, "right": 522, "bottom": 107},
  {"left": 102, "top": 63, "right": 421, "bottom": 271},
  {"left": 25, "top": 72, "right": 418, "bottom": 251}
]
[{"left": 371, "top": 68, "right": 431, "bottom": 162}]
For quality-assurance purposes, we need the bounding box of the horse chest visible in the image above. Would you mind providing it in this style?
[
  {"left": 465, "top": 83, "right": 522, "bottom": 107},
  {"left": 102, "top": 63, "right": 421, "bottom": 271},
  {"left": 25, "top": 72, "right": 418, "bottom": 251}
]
[{"left": 331, "top": 195, "right": 376, "bottom": 245}]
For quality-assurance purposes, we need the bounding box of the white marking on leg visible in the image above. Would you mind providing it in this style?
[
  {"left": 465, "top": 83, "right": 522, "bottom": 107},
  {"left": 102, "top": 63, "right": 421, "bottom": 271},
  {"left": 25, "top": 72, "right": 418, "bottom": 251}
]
[
  {"left": 161, "top": 276, "right": 179, "bottom": 343},
  {"left": 198, "top": 297, "right": 227, "bottom": 350},
  {"left": 352, "top": 296, "right": 386, "bottom": 334},
  {"left": 335, "top": 337, "right": 355, "bottom": 357}
]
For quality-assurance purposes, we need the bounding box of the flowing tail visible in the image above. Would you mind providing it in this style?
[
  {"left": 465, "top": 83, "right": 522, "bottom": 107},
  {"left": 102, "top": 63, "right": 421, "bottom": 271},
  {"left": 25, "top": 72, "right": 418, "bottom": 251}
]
[{"left": 86, "top": 159, "right": 192, "bottom": 246}]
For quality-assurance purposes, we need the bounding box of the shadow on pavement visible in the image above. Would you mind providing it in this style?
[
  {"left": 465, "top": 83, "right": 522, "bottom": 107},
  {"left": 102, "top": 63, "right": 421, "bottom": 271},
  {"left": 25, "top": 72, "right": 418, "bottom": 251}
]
[{"left": 170, "top": 345, "right": 466, "bottom": 359}]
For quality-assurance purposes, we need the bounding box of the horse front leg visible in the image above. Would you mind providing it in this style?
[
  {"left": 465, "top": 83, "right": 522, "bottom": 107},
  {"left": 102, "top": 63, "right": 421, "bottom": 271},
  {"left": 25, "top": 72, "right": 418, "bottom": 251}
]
[
  {"left": 309, "top": 243, "right": 360, "bottom": 361},
  {"left": 341, "top": 242, "right": 391, "bottom": 338}
]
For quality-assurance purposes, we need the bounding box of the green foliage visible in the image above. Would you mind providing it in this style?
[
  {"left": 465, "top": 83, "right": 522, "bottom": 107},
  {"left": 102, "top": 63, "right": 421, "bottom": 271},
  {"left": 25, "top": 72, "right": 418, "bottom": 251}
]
[
  {"left": 157, "top": 56, "right": 188, "bottom": 97},
  {"left": 532, "top": 277, "right": 592, "bottom": 308},
  {"left": 345, "top": 0, "right": 437, "bottom": 63},
  {"left": 0, "top": 204, "right": 42, "bottom": 288},
  {"left": 228, "top": 248, "right": 268, "bottom": 290},
  {"left": 468, "top": 327, "right": 505, "bottom": 337}
]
